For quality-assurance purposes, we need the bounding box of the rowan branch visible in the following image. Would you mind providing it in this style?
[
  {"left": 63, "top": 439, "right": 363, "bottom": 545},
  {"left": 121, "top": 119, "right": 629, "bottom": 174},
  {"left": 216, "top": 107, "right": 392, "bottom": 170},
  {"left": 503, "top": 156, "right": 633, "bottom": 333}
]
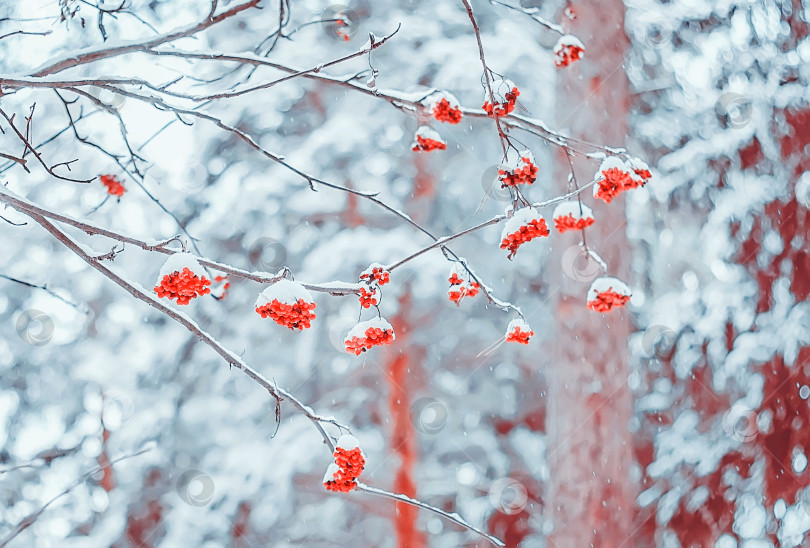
[
  {"left": 2, "top": 194, "right": 506, "bottom": 548},
  {"left": 0, "top": 187, "right": 360, "bottom": 296},
  {"left": 30, "top": 0, "right": 262, "bottom": 77},
  {"left": 356, "top": 483, "right": 505, "bottom": 547},
  {"left": 0, "top": 105, "right": 93, "bottom": 184}
]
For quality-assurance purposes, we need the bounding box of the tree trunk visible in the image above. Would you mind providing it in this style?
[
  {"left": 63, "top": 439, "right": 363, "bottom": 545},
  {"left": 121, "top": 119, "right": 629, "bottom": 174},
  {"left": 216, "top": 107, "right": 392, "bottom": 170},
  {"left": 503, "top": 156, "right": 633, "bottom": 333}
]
[{"left": 547, "top": 1, "right": 637, "bottom": 545}]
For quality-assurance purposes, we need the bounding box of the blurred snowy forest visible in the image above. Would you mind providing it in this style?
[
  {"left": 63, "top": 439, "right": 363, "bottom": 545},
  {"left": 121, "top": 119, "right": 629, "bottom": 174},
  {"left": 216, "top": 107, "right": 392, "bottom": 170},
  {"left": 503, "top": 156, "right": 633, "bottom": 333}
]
[{"left": 0, "top": 0, "right": 808, "bottom": 547}]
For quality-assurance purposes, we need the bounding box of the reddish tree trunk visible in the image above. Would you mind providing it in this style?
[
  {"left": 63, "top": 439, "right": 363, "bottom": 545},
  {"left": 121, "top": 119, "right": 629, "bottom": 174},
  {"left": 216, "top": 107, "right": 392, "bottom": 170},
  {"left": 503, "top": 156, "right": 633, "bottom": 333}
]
[{"left": 548, "top": 1, "right": 636, "bottom": 545}]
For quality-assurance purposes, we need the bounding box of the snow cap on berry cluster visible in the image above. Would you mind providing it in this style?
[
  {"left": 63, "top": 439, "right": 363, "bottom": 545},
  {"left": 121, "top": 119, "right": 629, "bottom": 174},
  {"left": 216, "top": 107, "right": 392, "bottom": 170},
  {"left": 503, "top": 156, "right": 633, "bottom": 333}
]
[
  {"left": 154, "top": 253, "right": 212, "bottom": 305},
  {"left": 412, "top": 126, "right": 447, "bottom": 152},
  {"left": 505, "top": 318, "right": 533, "bottom": 344},
  {"left": 336, "top": 434, "right": 361, "bottom": 450},
  {"left": 359, "top": 263, "right": 390, "bottom": 285},
  {"left": 501, "top": 207, "right": 544, "bottom": 239},
  {"left": 587, "top": 276, "right": 632, "bottom": 313},
  {"left": 593, "top": 156, "right": 646, "bottom": 203},
  {"left": 448, "top": 262, "right": 468, "bottom": 284},
  {"left": 553, "top": 201, "right": 595, "bottom": 233},
  {"left": 499, "top": 150, "right": 538, "bottom": 187},
  {"left": 426, "top": 91, "right": 463, "bottom": 124},
  {"left": 323, "top": 463, "right": 342, "bottom": 484},
  {"left": 485, "top": 77, "right": 518, "bottom": 104},
  {"left": 255, "top": 279, "right": 314, "bottom": 308},
  {"left": 158, "top": 252, "right": 206, "bottom": 281},
  {"left": 344, "top": 317, "right": 395, "bottom": 355},
  {"left": 553, "top": 34, "right": 585, "bottom": 67},
  {"left": 626, "top": 156, "right": 652, "bottom": 183}
]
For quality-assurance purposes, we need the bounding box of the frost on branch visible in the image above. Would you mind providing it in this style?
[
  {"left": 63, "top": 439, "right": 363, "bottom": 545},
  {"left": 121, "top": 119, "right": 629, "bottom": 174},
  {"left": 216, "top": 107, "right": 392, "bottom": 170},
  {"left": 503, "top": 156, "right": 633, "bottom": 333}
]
[
  {"left": 586, "top": 276, "right": 631, "bottom": 313},
  {"left": 499, "top": 150, "right": 539, "bottom": 188},
  {"left": 505, "top": 318, "right": 533, "bottom": 344},
  {"left": 593, "top": 157, "right": 646, "bottom": 203},
  {"left": 553, "top": 35, "right": 585, "bottom": 68},
  {"left": 447, "top": 263, "right": 480, "bottom": 306},
  {"left": 411, "top": 126, "right": 447, "bottom": 152},
  {"left": 153, "top": 253, "right": 212, "bottom": 305},
  {"left": 425, "top": 91, "right": 463, "bottom": 124},
  {"left": 482, "top": 78, "right": 519, "bottom": 117},
  {"left": 500, "top": 207, "right": 550, "bottom": 259},
  {"left": 100, "top": 174, "right": 125, "bottom": 197},
  {"left": 344, "top": 317, "right": 395, "bottom": 355},
  {"left": 553, "top": 201, "right": 595, "bottom": 233},
  {"left": 255, "top": 279, "right": 317, "bottom": 330},
  {"left": 359, "top": 263, "right": 390, "bottom": 286},
  {"left": 324, "top": 435, "right": 366, "bottom": 493}
]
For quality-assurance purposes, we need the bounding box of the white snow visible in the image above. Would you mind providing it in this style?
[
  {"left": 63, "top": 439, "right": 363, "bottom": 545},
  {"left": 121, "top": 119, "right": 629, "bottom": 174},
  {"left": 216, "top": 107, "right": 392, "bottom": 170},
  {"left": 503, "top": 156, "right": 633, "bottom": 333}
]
[
  {"left": 425, "top": 90, "right": 460, "bottom": 109},
  {"left": 336, "top": 434, "right": 361, "bottom": 451},
  {"left": 506, "top": 318, "right": 531, "bottom": 334},
  {"left": 501, "top": 207, "right": 544, "bottom": 240},
  {"left": 553, "top": 34, "right": 585, "bottom": 53},
  {"left": 485, "top": 77, "right": 517, "bottom": 103},
  {"left": 345, "top": 317, "right": 395, "bottom": 341},
  {"left": 587, "top": 277, "right": 632, "bottom": 300},
  {"left": 158, "top": 252, "right": 205, "bottom": 279},
  {"left": 413, "top": 125, "right": 445, "bottom": 144},
  {"left": 323, "top": 462, "right": 340, "bottom": 483},
  {"left": 255, "top": 279, "right": 314, "bottom": 307},
  {"left": 552, "top": 201, "right": 594, "bottom": 221}
]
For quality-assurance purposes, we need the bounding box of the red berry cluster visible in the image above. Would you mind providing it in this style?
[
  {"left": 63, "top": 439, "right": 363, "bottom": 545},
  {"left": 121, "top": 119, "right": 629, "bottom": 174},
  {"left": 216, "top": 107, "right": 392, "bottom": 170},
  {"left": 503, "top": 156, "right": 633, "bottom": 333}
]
[
  {"left": 447, "top": 269, "right": 480, "bottom": 306},
  {"left": 359, "top": 265, "right": 390, "bottom": 285},
  {"left": 413, "top": 135, "right": 447, "bottom": 152},
  {"left": 500, "top": 218, "right": 549, "bottom": 259},
  {"left": 587, "top": 277, "right": 632, "bottom": 313},
  {"left": 594, "top": 158, "right": 649, "bottom": 203},
  {"left": 154, "top": 267, "right": 211, "bottom": 305},
  {"left": 505, "top": 319, "right": 533, "bottom": 344},
  {"left": 324, "top": 436, "right": 366, "bottom": 493},
  {"left": 499, "top": 156, "right": 538, "bottom": 187},
  {"left": 587, "top": 290, "right": 631, "bottom": 313},
  {"left": 344, "top": 319, "right": 395, "bottom": 355},
  {"left": 554, "top": 213, "right": 595, "bottom": 233},
  {"left": 256, "top": 298, "right": 316, "bottom": 330},
  {"left": 100, "top": 174, "right": 125, "bottom": 197},
  {"left": 483, "top": 87, "right": 519, "bottom": 118},
  {"left": 432, "top": 98, "right": 463, "bottom": 124},
  {"left": 554, "top": 43, "right": 585, "bottom": 67},
  {"left": 359, "top": 286, "right": 379, "bottom": 308}
]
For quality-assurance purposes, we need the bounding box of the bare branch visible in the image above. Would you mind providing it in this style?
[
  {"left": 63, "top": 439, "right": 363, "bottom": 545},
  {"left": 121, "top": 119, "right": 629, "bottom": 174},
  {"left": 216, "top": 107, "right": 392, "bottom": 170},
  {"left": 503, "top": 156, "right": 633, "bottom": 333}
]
[
  {"left": 30, "top": 0, "right": 262, "bottom": 77},
  {"left": 0, "top": 446, "right": 153, "bottom": 548},
  {"left": 0, "top": 105, "right": 93, "bottom": 183},
  {"left": 356, "top": 483, "right": 505, "bottom": 547}
]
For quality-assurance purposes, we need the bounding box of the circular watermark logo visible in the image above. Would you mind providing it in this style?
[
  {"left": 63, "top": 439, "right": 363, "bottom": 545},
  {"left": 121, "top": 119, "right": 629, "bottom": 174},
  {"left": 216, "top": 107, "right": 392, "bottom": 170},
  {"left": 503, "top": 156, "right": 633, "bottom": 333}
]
[
  {"left": 16, "top": 309, "right": 54, "bottom": 346},
  {"left": 722, "top": 405, "right": 758, "bottom": 443},
  {"left": 176, "top": 160, "right": 208, "bottom": 191},
  {"left": 480, "top": 165, "right": 511, "bottom": 203},
  {"left": 716, "top": 93, "right": 753, "bottom": 129},
  {"left": 641, "top": 325, "right": 676, "bottom": 358},
  {"left": 410, "top": 398, "right": 448, "bottom": 435},
  {"left": 86, "top": 86, "right": 127, "bottom": 111},
  {"left": 561, "top": 245, "right": 601, "bottom": 282},
  {"left": 642, "top": 17, "right": 673, "bottom": 49},
  {"left": 329, "top": 315, "right": 357, "bottom": 353},
  {"left": 176, "top": 469, "right": 215, "bottom": 507},
  {"left": 488, "top": 477, "right": 528, "bottom": 515},
  {"left": 101, "top": 390, "right": 135, "bottom": 431},
  {"left": 321, "top": 5, "right": 361, "bottom": 42},
  {"left": 248, "top": 237, "right": 288, "bottom": 271}
]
